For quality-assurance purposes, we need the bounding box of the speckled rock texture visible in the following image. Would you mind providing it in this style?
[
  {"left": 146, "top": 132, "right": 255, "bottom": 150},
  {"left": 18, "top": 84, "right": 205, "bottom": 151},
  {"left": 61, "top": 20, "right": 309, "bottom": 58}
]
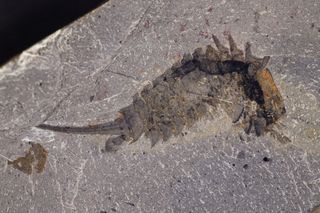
[{"left": 0, "top": 0, "right": 319, "bottom": 212}]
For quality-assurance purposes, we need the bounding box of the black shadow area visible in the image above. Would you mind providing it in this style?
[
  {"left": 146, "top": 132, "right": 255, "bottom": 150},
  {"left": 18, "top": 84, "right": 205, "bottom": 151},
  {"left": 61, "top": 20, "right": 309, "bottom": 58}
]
[{"left": 0, "top": 0, "right": 108, "bottom": 66}]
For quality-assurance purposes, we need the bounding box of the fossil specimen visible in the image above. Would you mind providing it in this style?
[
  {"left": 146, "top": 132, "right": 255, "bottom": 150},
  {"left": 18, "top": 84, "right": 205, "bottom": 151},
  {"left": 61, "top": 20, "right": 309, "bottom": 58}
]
[{"left": 37, "top": 34, "right": 286, "bottom": 151}]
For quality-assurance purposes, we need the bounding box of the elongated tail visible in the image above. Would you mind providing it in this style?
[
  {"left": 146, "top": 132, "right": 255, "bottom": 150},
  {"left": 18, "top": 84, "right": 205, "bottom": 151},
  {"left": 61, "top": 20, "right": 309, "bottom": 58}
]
[{"left": 36, "top": 122, "right": 124, "bottom": 135}]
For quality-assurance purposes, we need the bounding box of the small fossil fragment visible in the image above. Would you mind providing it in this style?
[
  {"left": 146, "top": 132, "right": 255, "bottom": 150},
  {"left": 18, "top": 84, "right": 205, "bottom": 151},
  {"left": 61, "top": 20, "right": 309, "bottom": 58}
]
[
  {"left": 37, "top": 34, "right": 286, "bottom": 151},
  {"left": 232, "top": 104, "right": 244, "bottom": 123},
  {"left": 311, "top": 206, "right": 320, "bottom": 213},
  {"left": 8, "top": 142, "right": 48, "bottom": 175}
]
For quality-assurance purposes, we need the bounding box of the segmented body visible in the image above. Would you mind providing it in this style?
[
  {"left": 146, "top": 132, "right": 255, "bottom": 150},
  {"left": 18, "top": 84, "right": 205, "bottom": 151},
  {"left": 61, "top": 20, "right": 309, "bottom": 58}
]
[{"left": 37, "top": 35, "right": 286, "bottom": 151}]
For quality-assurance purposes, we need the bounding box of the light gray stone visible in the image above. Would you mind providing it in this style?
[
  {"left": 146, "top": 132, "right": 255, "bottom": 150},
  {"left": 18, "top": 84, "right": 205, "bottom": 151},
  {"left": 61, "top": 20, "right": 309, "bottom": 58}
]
[{"left": 0, "top": 0, "right": 320, "bottom": 212}]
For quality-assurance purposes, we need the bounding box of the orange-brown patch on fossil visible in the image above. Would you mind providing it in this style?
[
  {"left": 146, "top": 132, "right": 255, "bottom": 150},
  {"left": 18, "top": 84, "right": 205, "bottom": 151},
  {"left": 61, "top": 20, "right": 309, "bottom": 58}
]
[
  {"left": 255, "top": 68, "right": 286, "bottom": 123},
  {"left": 8, "top": 142, "right": 48, "bottom": 175}
]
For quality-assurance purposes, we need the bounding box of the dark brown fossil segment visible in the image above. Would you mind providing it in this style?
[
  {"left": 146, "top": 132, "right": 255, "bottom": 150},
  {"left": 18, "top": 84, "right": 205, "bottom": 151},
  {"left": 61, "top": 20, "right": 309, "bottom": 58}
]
[{"left": 36, "top": 34, "right": 286, "bottom": 152}]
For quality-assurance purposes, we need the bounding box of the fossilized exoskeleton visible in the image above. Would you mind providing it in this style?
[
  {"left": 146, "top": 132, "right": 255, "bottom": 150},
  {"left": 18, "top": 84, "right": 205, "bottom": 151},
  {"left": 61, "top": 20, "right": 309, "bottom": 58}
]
[{"left": 37, "top": 34, "right": 287, "bottom": 151}]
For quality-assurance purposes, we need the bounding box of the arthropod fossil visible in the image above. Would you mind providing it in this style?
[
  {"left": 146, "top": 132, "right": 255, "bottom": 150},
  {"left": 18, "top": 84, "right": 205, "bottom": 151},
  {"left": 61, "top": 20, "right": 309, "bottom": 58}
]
[{"left": 37, "top": 34, "right": 286, "bottom": 151}]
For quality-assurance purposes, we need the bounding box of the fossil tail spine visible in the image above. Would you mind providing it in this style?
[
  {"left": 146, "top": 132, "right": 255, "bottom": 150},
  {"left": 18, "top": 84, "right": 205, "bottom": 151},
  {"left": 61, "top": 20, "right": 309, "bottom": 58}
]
[{"left": 36, "top": 122, "right": 123, "bottom": 135}]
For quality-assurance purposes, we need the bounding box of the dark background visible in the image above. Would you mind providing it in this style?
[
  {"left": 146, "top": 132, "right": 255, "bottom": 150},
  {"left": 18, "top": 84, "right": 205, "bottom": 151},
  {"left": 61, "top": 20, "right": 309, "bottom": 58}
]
[{"left": 0, "top": 0, "right": 107, "bottom": 66}]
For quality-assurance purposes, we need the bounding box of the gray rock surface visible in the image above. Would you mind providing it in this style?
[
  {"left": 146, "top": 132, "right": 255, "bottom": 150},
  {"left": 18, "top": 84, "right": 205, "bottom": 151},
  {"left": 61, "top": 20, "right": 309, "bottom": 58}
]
[{"left": 0, "top": 0, "right": 320, "bottom": 212}]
